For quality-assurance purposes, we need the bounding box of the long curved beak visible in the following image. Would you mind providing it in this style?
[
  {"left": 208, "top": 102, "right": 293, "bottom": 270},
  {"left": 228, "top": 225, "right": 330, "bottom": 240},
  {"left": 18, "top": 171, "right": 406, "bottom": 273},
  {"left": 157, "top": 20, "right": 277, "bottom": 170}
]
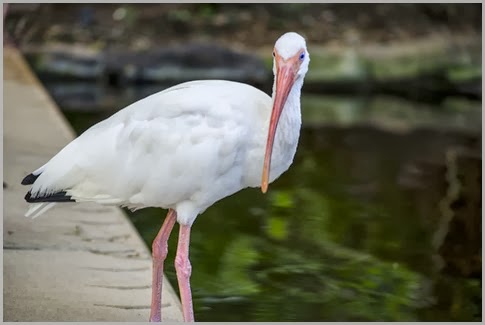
[{"left": 261, "top": 60, "right": 297, "bottom": 193}]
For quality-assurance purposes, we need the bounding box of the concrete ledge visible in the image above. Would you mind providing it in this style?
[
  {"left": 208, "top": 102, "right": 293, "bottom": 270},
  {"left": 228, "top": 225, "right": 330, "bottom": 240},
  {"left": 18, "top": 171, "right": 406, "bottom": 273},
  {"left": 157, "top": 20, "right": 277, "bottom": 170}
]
[{"left": 3, "top": 46, "right": 183, "bottom": 322}]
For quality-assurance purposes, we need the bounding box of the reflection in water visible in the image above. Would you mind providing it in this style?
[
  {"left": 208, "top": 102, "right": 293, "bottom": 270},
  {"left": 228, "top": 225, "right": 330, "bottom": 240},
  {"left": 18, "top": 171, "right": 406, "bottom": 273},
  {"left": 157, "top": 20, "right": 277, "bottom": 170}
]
[{"left": 54, "top": 83, "right": 480, "bottom": 321}]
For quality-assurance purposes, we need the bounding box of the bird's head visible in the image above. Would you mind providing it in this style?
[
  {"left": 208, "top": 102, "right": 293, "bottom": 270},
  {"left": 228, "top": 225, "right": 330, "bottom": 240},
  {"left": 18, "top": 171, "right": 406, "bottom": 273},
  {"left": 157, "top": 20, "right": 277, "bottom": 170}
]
[
  {"left": 272, "top": 32, "right": 310, "bottom": 81},
  {"left": 261, "top": 32, "right": 309, "bottom": 193}
]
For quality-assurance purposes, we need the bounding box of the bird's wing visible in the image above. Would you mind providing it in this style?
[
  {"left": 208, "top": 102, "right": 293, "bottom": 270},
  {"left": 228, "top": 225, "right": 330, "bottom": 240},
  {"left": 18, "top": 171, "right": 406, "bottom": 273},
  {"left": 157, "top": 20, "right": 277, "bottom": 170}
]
[{"left": 27, "top": 80, "right": 271, "bottom": 210}]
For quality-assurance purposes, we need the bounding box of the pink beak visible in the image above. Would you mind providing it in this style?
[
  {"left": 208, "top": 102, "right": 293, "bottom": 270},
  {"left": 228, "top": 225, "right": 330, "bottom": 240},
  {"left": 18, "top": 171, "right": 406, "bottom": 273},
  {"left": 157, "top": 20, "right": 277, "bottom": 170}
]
[{"left": 261, "top": 59, "right": 297, "bottom": 193}]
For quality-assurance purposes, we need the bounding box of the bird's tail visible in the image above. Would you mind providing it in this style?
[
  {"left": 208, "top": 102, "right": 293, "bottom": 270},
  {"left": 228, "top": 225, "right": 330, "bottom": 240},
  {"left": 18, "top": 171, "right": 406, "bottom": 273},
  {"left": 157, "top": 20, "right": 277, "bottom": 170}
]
[
  {"left": 25, "top": 202, "right": 57, "bottom": 219},
  {"left": 22, "top": 164, "right": 72, "bottom": 219}
]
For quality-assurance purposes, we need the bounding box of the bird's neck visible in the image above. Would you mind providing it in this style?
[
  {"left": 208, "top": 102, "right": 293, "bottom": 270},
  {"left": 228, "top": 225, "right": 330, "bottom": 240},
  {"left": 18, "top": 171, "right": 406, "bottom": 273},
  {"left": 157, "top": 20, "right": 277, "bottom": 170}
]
[
  {"left": 271, "top": 76, "right": 303, "bottom": 143},
  {"left": 266, "top": 76, "right": 303, "bottom": 180}
]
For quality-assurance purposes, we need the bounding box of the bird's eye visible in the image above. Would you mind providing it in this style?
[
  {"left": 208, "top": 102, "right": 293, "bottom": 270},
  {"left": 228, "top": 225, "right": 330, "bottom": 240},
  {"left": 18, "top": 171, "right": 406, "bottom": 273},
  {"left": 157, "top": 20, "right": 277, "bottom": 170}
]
[
  {"left": 299, "top": 53, "right": 305, "bottom": 61},
  {"left": 272, "top": 51, "right": 275, "bottom": 58}
]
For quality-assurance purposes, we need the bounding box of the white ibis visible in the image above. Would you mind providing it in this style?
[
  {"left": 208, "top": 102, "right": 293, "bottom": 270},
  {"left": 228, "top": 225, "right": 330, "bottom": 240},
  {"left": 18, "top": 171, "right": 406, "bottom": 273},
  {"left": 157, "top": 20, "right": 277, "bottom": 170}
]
[{"left": 22, "top": 32, "right": 310, "bottom": 322}]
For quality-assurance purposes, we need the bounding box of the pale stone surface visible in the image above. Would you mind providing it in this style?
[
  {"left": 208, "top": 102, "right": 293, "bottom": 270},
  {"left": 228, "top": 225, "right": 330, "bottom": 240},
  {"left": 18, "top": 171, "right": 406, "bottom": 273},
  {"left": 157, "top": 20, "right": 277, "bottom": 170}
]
[{"left": 3, "top": 46, "right": 183, "bottom": 322}]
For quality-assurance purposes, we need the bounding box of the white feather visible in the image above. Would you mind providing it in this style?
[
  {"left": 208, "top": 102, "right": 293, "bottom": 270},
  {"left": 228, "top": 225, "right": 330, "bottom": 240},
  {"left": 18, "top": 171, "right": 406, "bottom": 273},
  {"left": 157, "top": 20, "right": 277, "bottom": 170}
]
[{"left": 25, "top": 202, "right": 57, "bottom": 219}]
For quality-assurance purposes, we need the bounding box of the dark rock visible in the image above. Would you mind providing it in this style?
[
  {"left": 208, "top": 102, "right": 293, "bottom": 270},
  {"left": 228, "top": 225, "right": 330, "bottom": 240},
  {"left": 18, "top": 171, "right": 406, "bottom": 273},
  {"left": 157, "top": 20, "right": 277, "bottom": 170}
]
[
  {"left": 25, "top": 42, "right": 270, "bottom": 88},
  {"left": 103, "top": 42, "right": 269, "bottom": 85}
]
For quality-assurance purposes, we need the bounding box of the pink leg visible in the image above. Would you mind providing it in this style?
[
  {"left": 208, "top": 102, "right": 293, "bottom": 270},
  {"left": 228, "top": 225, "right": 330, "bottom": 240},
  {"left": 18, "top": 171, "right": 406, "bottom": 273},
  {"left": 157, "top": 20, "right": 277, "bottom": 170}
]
[
  {"left": 149, "top": 209, "right": 177, "bottom": 322},
  {"left": 175, "top": 224, "right": 195, "bottom": 322}
]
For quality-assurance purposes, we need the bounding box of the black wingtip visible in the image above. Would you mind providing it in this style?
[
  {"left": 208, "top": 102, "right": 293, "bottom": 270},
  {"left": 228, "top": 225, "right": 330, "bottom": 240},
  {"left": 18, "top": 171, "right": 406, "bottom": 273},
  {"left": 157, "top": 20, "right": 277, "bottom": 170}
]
[
  {"left": 21, "top": 173, "right": 39, "bottom": 185},
  {"left": 24, "top": 190, "right": 74, "bottom": 203}
]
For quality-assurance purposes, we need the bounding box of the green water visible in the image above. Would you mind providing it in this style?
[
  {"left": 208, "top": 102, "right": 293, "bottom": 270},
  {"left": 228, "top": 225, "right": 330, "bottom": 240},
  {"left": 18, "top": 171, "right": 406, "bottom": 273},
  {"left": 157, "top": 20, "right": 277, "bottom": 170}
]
[{"left": 54, "top": 86, "right": 480, "bottom": 321}]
